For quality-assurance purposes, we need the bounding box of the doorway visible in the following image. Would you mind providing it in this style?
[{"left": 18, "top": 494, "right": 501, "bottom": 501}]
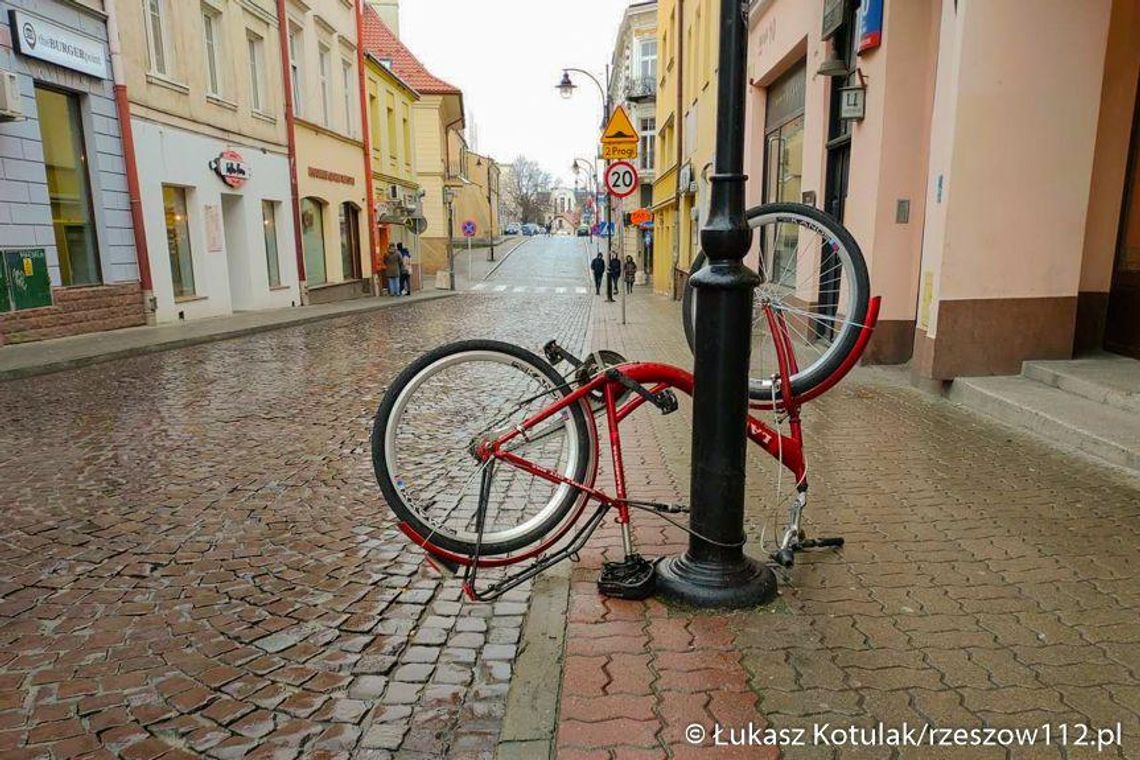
[
  {"left": 221, "top": 194, "right": 251, "bottom": 311},
  {"left": 1105, "top": 77, "right": 1140, "bottom": 359}
]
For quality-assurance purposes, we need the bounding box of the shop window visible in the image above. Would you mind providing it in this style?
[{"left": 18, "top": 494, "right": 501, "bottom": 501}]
[
  {"left": 163, "top": 186, "right": 195, "bottom": 298},
  {"left": 301, "top": 197, "right": 327, "bottom": 285},
  {"left": 262, "top": 201, "right": 281, "bottom": 288},
  {"left": 35, "top": 86, "right": 101, "bottom": 287},
  {"left": 340, "top": 203, "right": 361, "bottom": 280},
  {"left": 762, "top": 62, "right": 806, "bottom": 287}
]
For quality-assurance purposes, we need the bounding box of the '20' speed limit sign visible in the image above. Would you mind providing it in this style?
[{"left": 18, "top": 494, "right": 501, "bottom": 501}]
[{"left": 605, "top": 161, "right": 639, "bottom": 199}]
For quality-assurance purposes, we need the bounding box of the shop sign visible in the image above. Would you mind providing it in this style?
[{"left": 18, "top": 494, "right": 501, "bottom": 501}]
[
  {"left": 839, "top": 85, "right": 865, "bottom": 121},
  {"left": 308, "top": 167, "right": 356, "bottom": 185},
  {"left": 821, "top": 0, "right": 847, "bottom": 41},
  {"left": 766, "top": 63, "right": 806, "bottom": 131},
  {"left": 630, "top": 208, "right": 653, "bottom": 226},
  {"left": 9, "top": 10, "right": 109, "bottom": 79},
  {"left": 209, "top": 150, "right": 251, "bottom": 189}
]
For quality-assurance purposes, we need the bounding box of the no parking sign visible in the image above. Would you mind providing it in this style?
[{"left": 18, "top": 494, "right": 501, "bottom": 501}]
[{"left": 461, "top": 220, "right": 477, "bottom": 238}]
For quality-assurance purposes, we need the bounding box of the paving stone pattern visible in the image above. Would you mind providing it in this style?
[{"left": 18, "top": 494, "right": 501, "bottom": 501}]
[
  {"left": 0, "top": 293, "right": 591, "bottom": 760},
  {"left": 555, "top": 292, "right": 1140, "bottom": 759}
]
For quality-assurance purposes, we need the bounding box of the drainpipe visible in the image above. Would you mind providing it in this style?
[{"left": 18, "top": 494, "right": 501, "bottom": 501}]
[
  {"left": 105, "top": 0, "right": 155, "bottom": 324},
  {"left": 671, "top": 0, "right": 684, "bottom": 300},
  {"left": 355, "top": 0, "right": 379, "bottom": 292},
  {"left": 275, "top": 0, "right": 308, "bottom": 303}
]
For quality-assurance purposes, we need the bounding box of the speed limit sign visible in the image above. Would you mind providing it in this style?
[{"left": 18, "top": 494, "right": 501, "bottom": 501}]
[{"left": 605, "top": 161, "right": 639, "bottom": 199}]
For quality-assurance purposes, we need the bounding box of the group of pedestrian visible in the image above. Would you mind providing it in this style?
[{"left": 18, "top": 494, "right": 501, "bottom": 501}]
[
  {"left": 591, "top": 252, "right": 638, "bottom": 301},
  {"left": 384, "top": 242, "right": 413, "bottom": 296}
]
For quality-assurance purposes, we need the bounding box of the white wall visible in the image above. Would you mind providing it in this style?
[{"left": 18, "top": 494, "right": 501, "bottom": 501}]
[{"left": 132, "top": 118, "right": 300, "bottom": 323}]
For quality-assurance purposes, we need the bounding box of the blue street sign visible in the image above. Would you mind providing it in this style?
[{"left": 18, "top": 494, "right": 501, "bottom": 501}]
[{"left": 461, "top": 219, "right": 477, "bottom": 238}]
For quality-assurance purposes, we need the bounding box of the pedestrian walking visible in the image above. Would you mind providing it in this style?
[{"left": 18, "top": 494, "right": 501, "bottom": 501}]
[
  {"left": 384, "top": 244, "right": 401, "bottom": 296},
  {"left": 606, "top": 254, "right": 621, "bottom": 303},
  {"left": 590, "top": 253, "right": 606, "bottom": 295},
  {"left": 397, "top": 242, "right": 412, "bottom": 296},
  {"left": 623, "top": 255, "right": 637, "bottom": 294}
]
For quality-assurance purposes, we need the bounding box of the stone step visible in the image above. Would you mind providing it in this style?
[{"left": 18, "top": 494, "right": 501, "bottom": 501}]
[
  {"left": 948, "top": 374, "right": 1140, "bottom": 473},
  {"left": 1022, "top": 355, "right": 1140, "bottom": 414}
]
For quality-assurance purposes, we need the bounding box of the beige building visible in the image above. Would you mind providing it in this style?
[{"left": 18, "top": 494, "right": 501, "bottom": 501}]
[
  {"left": 121, "top": 0, "right": 301, "bottom": 323},
  {"left": 283, "top": 0, "right": 370, "bottom": 304},
  {"left": 449, "top": 138, "right": 501, "bottom": 247},
  {"left": 362, "top": 6, "right": 464, "bottom": 276},
  {"left": 609, "top": 1, "right": 657, "bottom": 281},
  {"left": 744, "top": 0, "right": 1139, "bottom": 380}
]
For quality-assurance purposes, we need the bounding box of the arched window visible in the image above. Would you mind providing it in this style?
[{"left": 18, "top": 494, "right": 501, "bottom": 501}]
[{"left": 301, "top": 197, "right": 327, "bottom": 285}]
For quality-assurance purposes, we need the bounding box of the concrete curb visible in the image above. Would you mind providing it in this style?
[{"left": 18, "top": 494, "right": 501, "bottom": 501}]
[
  {"left": 484, "top": 237, "right": 530, "bottom": 280},
  {"left": 495, "top": 561, "right": 570, "bottom": 760},
  {"left": 0, "top": 291, "right": 456, "bottom": 382}
]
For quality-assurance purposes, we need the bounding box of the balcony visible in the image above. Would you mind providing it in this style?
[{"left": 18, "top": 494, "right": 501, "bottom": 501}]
[{"left": 626, "top": 76, "right": 657, "bottom": 103}]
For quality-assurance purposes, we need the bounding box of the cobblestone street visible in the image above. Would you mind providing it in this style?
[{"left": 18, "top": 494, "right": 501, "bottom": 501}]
[{"left": 2, "top": 238, "right": 1139, "bottom": 759}]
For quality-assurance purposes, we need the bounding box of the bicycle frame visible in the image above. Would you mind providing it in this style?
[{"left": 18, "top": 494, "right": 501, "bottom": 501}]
[{"left": 396, "top": 296, "right": 882, "bottom": 600}]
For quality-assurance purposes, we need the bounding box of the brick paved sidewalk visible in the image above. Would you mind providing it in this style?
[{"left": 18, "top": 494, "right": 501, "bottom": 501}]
[{"left": 546, "top": 288, "right": 1140, "bottom": 759}]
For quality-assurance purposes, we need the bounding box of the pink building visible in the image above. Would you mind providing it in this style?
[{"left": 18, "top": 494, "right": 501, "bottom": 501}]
[{"left": 744, "top": 0, "right": 1140, "bottom": 382}]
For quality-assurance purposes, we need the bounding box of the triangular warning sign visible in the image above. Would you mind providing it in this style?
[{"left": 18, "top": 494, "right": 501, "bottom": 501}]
[{"left": 601, "top": 106, "right": 638, "bottom": 144}]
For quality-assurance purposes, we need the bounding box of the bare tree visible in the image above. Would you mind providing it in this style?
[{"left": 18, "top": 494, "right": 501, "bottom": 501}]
[{"left": 508, "top": 156, "right": 554, "bottom": 224}]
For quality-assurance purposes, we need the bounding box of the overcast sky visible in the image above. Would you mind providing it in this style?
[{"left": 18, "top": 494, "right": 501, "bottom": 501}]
[{"left": 399, "top": 0, "right": 631, "bottom": 188}]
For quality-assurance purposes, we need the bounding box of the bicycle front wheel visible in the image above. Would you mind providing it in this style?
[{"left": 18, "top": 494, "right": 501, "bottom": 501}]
[
  {"left": 371, "top": 340, "right": 595, "bottom": 557},
  {"left": 682, "top": 203, "right": 870, "bottom": 401}
]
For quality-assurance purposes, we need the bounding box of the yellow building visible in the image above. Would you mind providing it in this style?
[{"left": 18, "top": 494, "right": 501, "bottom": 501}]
[
  {"left": 449, "top": 135, "right": 501, "bottom": 247},
  {"left": 652, "top": 0, "right": 720, "bottom": 296},
  {"left": 362, "top": 8, "right": 465, "bottom": 277},
  {"left": 284, "top": 0, "right": 371, "bottom": 304}
]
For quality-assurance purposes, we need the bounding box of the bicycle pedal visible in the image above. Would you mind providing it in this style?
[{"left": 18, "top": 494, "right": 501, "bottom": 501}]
[
  {"left": 597, "top": 554, "right": 655, "bottom": 600},
  {"left": 655, "top": 390, "right": 678, "bottom": 415}
]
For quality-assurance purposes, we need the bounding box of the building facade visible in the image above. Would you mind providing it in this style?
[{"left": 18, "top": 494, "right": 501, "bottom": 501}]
[
  {"left": 652, "top": 0, "right": 719, "bottom": 296},
  {"left": 283, "top": 0, "right": 370, "bottom": 305},
  {"left": 451, "top": 144, "right": 500, "bottom": 246},
  {"left": 365, "top": 46, "right": 423, "bottom": 291},
  {"left": 121, "top": 0, "right": 300, "bottom": 324},
  {"left": 744, "top": 0, "right": 1139, "bottom": 379},
  {"left": 0, "top": 0, "right": 145, "bottom": 344},
  {"left": 609, "top": 1, "right": 657, "bottom": 282},
  {"left": 362, "top": 7, "right": 463, "bottom": 277}
]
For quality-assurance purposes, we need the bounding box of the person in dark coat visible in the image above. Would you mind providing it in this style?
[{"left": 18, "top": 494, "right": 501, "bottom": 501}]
[
  {"left": 606, "top": 255, "right": 621, "bottom": 302},
  {"left": 623, "top": 255, "right": 637, "bottom": 294},
  {"left": 590, "top": 253, "right": 606, "bottom": 295},
  {"left": 397, "top": 242, "right": 412, "bottom": 296}
]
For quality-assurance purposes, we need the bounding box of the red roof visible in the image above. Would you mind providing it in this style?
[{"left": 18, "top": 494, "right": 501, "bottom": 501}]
[{"left": 361, "top": 7, "right": 461, "bottom": 96}]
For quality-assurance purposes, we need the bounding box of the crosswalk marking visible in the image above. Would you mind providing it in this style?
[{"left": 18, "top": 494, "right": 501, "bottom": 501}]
[
  {"left": 467, "top": 283, "right": 590, "bottom": 296},
  {"left": 493, "top": 285, "right": 508, "bottom": 292},
  {"left": 471, "top": 282, "right": 487, "bottom": 290},
  {"left": 512, "top": 286, "right": 526, "bottom": 293},
  {"left": 534, "top": 287, "right": 547, "bottom": 293},
  {"left": 556, "top": 287, "right": 566, "bottom": 294},
  {"left": 575, "top": 287, "right": 587, "bottom": 294}
]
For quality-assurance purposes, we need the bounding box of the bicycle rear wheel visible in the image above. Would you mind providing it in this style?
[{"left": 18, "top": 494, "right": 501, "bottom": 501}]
[
  {"left": 371, "top": 340, "right": 595, "bottom": 557},
  {"left": 681, "top": 203, "right": 870, "bottom": 401}
]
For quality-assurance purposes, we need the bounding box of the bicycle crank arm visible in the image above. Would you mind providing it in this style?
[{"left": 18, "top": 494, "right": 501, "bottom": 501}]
[{"left": 605, "top": 369, "right": 678, "bottom": 414}]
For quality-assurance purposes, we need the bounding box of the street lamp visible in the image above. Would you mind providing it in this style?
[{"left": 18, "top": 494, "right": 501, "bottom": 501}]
[
  {"left": 653, "top": 0, "right": 777, "bottom": 607},
  {"left": 556, "top": 67, "right": 612, "bottom": 251},
  {"left": 444, "top": 186, "right": 459, "bottom": 291}
]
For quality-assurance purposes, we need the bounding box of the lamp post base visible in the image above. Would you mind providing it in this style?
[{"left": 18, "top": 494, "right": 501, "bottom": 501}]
[{"left": 654, "top": 552, "right": 777, "bottom": 609}]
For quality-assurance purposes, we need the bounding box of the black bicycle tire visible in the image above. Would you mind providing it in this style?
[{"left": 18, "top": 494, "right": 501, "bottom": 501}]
[
  {"left": 680, "top": 202, "right": 870, "bottom": 401},
  {"left": 371, "top": 339, "right": 593, "bottom": 556}
]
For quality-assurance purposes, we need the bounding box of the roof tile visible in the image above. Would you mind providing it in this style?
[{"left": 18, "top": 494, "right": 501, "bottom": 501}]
[{"left": 361, "top": 6, "right": 462, "bottom": 96}]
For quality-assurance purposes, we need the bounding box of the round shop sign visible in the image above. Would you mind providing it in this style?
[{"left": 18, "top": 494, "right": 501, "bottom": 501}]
[
  {"left": 209, "top": 150, "right": 251, "bottom": 189},
  {"left": 21, "top": 21, "right": 36, "bottom": 50}
]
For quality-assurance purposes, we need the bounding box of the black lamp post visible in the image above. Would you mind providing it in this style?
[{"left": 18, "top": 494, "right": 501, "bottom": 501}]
[
  {"left": 654, "top": 0, "right": 777, "bottom": 607},
  {"left": 557, "top": 67, "right": 613, "bottom": 264}
]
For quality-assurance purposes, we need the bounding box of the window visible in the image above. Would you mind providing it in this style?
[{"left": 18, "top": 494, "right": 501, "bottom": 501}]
[
  {"left": 262, "top": 201, "right": 281, "bottom": 288},
  {"left": 202, "top": 5, "right": 222, "bottom": 96},
  {"left": 386, "top": 94, "right": 397, "bottom": 162},
  {"left": 288, "top": 25, "right": 303, "bottom": 116},
  {"left": 402, "top": 110, "right": 411, "bottom": 168},
  {"left": 369, "top": 94, "right": 381, "bottom": 150},
  {"left": 763, "top": 63, "right": 806, "bottom": 286},
  {"left": 145, "top": 0, "right": 171, "bottom": 76},
  {"left": 638, "top": 38, "right": 657, "bottom": 83},
  {"left": 342, "top": 59, "right": 355, "bottom": 136},
  {"left": 35, "top": 86, "right": 101, "bottom": 286},
  {"left": 301, "top": 198, "right": 326, "bottom": 285},
  {"left": 318, "top": 44, "right": 331, "bottom": 126},
  {"left": 640, "top": 117, "right": 656, "bottom": 171},
  {"left": 247, "top": 32, "right": 265, "bottom": 112},
  {"left": 163, "top": 186, "right": 195, "bottom": 298},
  {"left": 339, "top": 203, "right": 361, "bottom": 280}
]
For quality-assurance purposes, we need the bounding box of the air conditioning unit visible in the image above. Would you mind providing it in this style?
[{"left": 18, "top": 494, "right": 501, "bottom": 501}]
[
  {"left": 0, "top": 71, "right": 25, "bottom": 121},
  {"left": 401, "top": 190, "right": 419, "bottom": 210},
  {"left": 387, "top": 185, "right": 400, "bottom": 201}
]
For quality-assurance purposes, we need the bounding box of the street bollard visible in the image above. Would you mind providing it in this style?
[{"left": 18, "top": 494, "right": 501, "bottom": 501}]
[{"left": 654, "top": 0, "right": 777, "bottom": 608}]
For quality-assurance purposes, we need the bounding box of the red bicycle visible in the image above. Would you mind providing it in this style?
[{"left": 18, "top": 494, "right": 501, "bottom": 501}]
[{"left": 371, "top": 204, "right": 880, "bottom": 600}]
